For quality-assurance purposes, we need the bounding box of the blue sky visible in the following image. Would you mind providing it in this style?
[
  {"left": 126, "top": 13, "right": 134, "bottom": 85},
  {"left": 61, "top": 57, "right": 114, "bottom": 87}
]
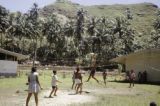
[{"left": 0, "top": 0, "right": 159, "bottom": 13}]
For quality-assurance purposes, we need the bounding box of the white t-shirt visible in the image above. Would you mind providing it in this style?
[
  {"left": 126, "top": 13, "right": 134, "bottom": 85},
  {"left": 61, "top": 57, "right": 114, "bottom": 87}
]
[{"left": 52, "top": 75, "right": 58, "bottom": 86}]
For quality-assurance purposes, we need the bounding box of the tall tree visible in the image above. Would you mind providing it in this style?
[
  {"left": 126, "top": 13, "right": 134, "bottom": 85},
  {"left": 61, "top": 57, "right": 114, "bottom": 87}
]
[
  {"left": 43, "top": 14, "right": 66, "bottom": 61},
  {"left": 0, "top": 5, "right": 9, "bottom": 47},
  {"left": 63, "top": 20, "right": 78, "bottom": 58},
  {"left": 112, "top": 17, "right": 135, "bottom": 55},
  {"left": 151, "top": 10, "right": 160, "bottom": 48},
  {"left": 75, "top": 8, "right": 85, "bottom": 45},
  {"left": 6, "top": 12, "right": 26, "bottom": 52},
  {"left": 27, "top": 3, "right": 41, "bottom": 66}
]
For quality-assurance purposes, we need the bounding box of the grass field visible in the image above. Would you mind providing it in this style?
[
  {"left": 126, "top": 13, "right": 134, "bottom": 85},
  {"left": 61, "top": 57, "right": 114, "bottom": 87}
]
[{"left": 0, "top": 70, "right": 160, "bottom": 106}]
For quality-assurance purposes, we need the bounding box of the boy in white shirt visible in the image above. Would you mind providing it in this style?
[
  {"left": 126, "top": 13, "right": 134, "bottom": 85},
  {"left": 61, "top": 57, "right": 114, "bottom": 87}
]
[{"left": 49, "top": 70, "right": 62, "bottom": 97}]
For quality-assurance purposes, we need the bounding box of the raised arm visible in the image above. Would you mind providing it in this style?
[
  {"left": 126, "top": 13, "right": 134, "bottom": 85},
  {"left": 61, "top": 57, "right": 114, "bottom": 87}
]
[
  {"left": 80, "top": 74, "right": 83, "bottom": 83},
  {"left": 56, "top": 80, "right": 62, "bottom": 83},
  {"left": 26, "top": 76, "right": 30, "bottom": 85}
]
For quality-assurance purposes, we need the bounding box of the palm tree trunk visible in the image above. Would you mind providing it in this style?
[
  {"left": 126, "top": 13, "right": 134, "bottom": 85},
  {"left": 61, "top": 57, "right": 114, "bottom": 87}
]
[
  {"left": 33, "top": 38, "right": 37, "bottom": 67},
  {"left": 21, "top": 39, "right": 24, "bottom": 54},
  {"left": 1, "top": 33, "right": 3, "bottom": 47}
]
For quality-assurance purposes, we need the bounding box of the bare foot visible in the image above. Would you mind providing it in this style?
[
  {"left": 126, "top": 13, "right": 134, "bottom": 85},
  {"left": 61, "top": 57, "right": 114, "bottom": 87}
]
[
  {"left": 49, "top": 96, "right": 53, "bottom": 98},
  {"left": 79, "top": 91, "right": 82, "bottom": 94}
]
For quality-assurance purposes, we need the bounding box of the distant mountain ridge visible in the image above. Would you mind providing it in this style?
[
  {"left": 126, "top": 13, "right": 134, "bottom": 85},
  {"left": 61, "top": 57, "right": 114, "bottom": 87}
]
[{"left": 40, "top": 1, "right": 159, "bottom": 34}]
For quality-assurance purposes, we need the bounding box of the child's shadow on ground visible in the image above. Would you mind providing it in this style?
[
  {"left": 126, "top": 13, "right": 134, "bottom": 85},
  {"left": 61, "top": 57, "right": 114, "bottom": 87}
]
[
  {"left": 68, "top": 91, "right": 90, "bottom": 95},
  {"left": 44, "top": 96, "right": 54, "bottom": 98},
  {"left": 83, "top": 91, "right": 90, "bottom": 94},
  {"left": 68, "top": 93, "right": 77, "bottom": 95}
]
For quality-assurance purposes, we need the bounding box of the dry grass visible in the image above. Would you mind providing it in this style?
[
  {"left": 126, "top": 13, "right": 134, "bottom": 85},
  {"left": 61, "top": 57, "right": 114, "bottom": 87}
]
[{"left": 0, "top": 70, "right": 160, "bottom": 106}]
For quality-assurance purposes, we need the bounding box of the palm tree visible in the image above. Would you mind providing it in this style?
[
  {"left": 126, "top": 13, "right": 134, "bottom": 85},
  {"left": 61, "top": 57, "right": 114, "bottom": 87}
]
[
  {"left": 63, "top": 20, "right": 79, "bottom": 59},
  {"left": 87, "top": 17, "right": 97, "bottom": 36},
  {"left": 151, "top": 12, "right": 160, "bottom": 48},
  {"left": 87, "top": 17, "right": 113, "bottom": 61},
  {"left": 112, "top": 17, "right": 135, "bottom": 55},
  {"left": 27, "top": 3, "right": 42, "bottom": 66},
  {"left": 6, "top": 12, "right": 26, "bottom": 52},
  {"left": 75, "top": 8, "right": 85, "bottom": 45},
  {"left": 63, "top": 20, "right": 75, "bottom": 37},
  {"left": 43, "top": 14, "right": 65, "bottom": 61},
  {"left": 0, "top": 5, "right": 9, "bottom": 47}
]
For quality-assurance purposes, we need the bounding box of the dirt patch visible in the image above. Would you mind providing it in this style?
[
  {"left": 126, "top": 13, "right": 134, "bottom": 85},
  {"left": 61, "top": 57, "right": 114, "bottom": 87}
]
[
  {"left": 39, "top": 90, "right": 95, "bottom": 106},
  {"left": 89, "top": 87, "right": 148, "bottom": 96},
  {"left": 0, "top": 87, "right": 150, "bottom": 106},
  {"left": 0, "top": 89, "right": 95, "bottom": 106}
]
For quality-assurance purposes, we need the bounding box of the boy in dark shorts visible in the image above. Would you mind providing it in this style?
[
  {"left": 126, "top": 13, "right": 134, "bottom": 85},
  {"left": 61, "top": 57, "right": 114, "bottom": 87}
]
[
  {"left": 74, "top": 67, "right": 83, "bottom": 94},
  {"left": 102, "top": 69, "right": 107, "bottom": 86},
  {"left": 86, "top": 64, "right": 99, "bottom": 83},
  {"left": 129, "top": 69, "right": 136, "bottom": 88},
  {"left": 49, "top": 70, "right": 62, "bottom": 98}
]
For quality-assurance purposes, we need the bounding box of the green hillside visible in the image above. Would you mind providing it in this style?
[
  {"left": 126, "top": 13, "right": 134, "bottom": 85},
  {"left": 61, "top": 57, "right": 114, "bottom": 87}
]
[{"left": 40, "top": 0, "right": 159, "bottom": 34}]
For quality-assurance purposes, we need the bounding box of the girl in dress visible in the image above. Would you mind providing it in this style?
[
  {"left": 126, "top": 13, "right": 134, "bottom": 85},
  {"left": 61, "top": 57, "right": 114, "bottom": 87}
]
[{"left": 26, "top": 67, "right": 42, "bottom": 106}]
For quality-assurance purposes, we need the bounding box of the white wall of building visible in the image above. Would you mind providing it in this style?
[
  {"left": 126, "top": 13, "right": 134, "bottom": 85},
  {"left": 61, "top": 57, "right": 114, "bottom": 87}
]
[
  {"left": 125, "top": 52, "right": 160, "bottom": 82},
  {"left": 0, "top": 60, "right": 17, "bottom": 75}
]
